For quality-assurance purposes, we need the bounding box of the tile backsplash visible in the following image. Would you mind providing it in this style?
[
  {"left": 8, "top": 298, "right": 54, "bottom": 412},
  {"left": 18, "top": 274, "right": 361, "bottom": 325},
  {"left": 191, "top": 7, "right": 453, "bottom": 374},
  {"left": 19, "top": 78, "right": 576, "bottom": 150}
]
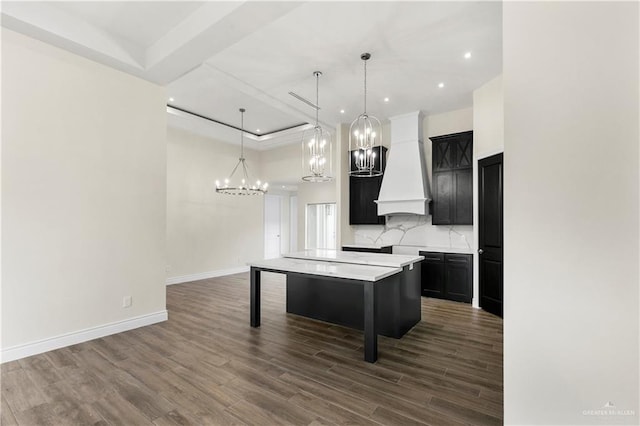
[{"left": 353, "top": 214, "right": 473, "bottom": 249}]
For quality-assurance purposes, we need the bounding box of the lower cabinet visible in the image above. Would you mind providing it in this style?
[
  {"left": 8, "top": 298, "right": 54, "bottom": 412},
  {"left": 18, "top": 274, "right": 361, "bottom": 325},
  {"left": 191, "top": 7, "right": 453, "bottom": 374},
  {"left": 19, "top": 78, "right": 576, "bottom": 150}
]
[{"left": 419, "top": 251, "right": 472, "bottom": 303}]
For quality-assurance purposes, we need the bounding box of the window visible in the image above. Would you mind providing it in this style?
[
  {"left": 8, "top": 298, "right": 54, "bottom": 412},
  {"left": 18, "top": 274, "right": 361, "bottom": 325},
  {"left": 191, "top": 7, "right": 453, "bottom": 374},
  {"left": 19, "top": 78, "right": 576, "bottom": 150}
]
[{"left": 305, "top": 203, "right": 336, "bottom": 249}]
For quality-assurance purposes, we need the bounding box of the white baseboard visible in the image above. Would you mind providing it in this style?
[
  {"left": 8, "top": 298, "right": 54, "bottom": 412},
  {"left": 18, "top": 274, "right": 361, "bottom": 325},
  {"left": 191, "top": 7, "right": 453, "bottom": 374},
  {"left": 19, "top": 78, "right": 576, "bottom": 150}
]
[
  {"left": 1, "top": 310, "right": 168, "bottom": 363},
  {"left": 166, "top": 266, "right": 249, "bottom": 285}
]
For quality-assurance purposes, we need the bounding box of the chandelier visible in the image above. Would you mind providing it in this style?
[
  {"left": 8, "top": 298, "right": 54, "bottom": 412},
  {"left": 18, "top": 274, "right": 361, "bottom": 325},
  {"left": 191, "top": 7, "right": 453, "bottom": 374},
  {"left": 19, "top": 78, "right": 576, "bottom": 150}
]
[
  {"left": 215, "top": 108, "right": 268, "bottom": 195},
  {"left": 349, "top": 53, "right": 383, "bottom": 177},
  {"left": 302, "top": 71, "right": 333, "bottom": 182}
]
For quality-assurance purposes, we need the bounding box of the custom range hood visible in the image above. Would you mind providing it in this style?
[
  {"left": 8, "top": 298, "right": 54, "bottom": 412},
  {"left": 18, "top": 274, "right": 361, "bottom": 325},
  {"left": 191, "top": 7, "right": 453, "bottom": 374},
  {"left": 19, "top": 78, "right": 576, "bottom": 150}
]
[{"left": 375, "top": 111, "right": 431, "bottom": 215}]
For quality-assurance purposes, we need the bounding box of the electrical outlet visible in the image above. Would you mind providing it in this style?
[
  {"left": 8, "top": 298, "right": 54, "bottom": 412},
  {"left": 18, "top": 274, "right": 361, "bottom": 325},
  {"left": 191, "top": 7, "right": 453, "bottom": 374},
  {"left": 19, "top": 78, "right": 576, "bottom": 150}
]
[{"left": 122, "top": 296, "right": 132, "bottom": 308}]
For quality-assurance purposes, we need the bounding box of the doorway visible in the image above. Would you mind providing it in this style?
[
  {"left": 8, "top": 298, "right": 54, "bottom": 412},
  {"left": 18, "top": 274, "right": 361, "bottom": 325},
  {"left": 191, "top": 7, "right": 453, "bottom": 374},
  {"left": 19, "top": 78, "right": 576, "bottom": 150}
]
[
  {"left": 478, "top": 153, "right": 503, "bottom": 318},
  {"left": 290, "top": 196, "right": 298, "bottom": 252},
  {"left": 264, "top": 194, "right": 282, "bottom": 259},
  {"left": 305, "top": 203, "right": 336, "bottom": 249}
]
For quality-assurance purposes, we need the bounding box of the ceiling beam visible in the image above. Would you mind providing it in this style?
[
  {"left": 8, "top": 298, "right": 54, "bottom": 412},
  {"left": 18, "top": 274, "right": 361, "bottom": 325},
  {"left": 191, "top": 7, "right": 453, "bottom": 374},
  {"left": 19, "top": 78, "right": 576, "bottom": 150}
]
[
  {"left": 144, "top": 2, "right": 304, "bottom": 84},
  {"left": 1, "top": 2, "right": 145, "bottom": 72},
  {"left": 1, "top": 1, "right": 304, "bottom": 86},
  {"left": 201, "top": 63, "right": 334, "bottom": 132}
]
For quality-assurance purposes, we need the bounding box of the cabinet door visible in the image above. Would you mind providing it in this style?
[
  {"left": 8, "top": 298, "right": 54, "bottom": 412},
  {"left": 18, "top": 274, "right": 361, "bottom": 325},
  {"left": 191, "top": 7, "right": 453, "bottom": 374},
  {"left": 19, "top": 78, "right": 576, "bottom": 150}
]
[
  {"left": 433, "top": 141, "right": 453, "bottom": 172},
  {"left": 445, "top": 254, "right": 472, "bottom": 303},
  {"left": 363, "top": 176, "right": 383, "bottom": 224},
  {"left": 453, "top": 169, "right": 473, "bottom": 225},
  {"left": 349, "top": 177, "right": 362, "bottom": 224},
  {"left": 432, "top": 171, "right": 452, "bottom": 225},
  {"left": 453, "top": 132, "right": 473, "bottom": 169},
  {"left": 349, "top": 176, "right": 385, "bottom": 225},
  {"left": 420, "top": 252, "right": 445, "bottom": 298},
  {"left": 430, "top": 131, "right": 473, "bottom": 226}
]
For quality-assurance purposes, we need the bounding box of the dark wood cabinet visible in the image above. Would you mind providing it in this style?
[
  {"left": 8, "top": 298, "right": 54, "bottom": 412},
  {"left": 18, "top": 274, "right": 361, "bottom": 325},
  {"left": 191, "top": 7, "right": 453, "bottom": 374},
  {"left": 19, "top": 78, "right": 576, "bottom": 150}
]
[
  {"left": 444, "top": 254, "right": 472, "bottom": 303},
  {"left": 420, "top": 251, "right": 472, "bottom": 303},
  {"left": 430, "top": 131, "right": 473, "bottom": 225},
  {"left": 342, "top": 245, "right": 393, "bottom": 254},
  {"left": 349, "top": 146, "right": 387, "bottom": 225},
  {"left": 453, "top": 169, "right": 473, "bottom": 223},
  {"left": 432, "top": 172, "right": 452, "bottom": 224},
  {"left": 453, "top": 132, "right": 473, "bottom": 169},
  {"left": 420, "top": 252, "right": 446, "bottom": 298},
  {"left": 433, "top": 140, "right": 453, "bottom": 172}
]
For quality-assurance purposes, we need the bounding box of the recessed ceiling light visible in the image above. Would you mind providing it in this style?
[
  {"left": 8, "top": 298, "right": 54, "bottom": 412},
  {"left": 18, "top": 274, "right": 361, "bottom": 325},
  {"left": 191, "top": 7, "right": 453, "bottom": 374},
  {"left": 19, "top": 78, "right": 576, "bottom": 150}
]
[
  {"left": 256, "top": 129, "right": 260, "bottom": 132},
  {"left": 282, "top": 185, "right": 285, "bottom": 189},
  {"left": 438, "top": 83, "right": 445, "bottom": 88},
  {"left": 168, "top": 97, "right": 174, "bottom": 102},
  {"left": 384, "top": 97, "right": 389, "bottom": 102},
  {"left": 340, "top": 109, "right": 345, "bottom": 114},
  {"left": 464, "top": 52, "right": 472, "bottom": 59}
]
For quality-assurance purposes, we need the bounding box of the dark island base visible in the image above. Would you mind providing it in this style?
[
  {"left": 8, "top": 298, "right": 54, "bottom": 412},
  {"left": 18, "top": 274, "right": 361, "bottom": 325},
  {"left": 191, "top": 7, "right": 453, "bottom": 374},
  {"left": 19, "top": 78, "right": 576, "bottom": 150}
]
[{"left": 286, "top": 264, "right": 422, "bottom": 339}]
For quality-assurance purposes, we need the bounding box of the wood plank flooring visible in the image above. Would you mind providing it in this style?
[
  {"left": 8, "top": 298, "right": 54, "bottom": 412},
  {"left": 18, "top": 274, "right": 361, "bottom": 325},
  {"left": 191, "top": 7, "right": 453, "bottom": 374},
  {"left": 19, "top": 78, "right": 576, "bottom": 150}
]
[{"left": 1, "top": 272, "right": 503, "bottom": 425}]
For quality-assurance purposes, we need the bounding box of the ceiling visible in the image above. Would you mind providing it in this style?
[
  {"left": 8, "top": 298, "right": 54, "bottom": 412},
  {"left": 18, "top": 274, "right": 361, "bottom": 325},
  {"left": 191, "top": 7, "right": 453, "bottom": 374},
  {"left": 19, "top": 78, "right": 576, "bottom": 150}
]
[{"left": 2, "top": 1, "right": 502, "bottom": 149}]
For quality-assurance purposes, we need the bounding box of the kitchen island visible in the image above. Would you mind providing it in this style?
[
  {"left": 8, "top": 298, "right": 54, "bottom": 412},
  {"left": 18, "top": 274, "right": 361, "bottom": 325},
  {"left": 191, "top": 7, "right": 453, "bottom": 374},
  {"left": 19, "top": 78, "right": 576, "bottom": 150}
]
[{"left": 247, "top": 250, "right": 423, "bottom": 362}]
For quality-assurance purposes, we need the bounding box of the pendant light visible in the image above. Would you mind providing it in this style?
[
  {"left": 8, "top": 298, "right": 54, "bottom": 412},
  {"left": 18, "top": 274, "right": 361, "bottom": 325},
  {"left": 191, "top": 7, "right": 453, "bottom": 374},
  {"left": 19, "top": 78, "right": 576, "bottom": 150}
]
[
  {"left": 302, "top": 71, "right": 333, "bottom": 182},
  {"left": 349, "top": 52, "right": 383, "bottom": 177},
  {"left": 215, "top": 108, "right": 268, "bottom": 195}
]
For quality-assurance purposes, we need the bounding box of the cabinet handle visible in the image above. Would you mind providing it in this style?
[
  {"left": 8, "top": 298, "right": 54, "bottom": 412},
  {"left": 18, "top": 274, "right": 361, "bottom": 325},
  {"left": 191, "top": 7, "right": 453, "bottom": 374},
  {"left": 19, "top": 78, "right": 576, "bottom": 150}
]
[{"left": 478, "top": 249, "right": 484, "bottom": 254}]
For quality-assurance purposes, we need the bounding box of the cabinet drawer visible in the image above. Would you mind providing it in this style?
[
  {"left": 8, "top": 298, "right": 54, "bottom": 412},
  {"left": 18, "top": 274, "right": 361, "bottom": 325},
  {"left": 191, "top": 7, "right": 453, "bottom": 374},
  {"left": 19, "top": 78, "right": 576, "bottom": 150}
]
[
  {"left": 446, "top": 254, "right": 470, "bottom": 263},
  {"left": 419, "top": 251, "right": 444, "bottom": 262}
]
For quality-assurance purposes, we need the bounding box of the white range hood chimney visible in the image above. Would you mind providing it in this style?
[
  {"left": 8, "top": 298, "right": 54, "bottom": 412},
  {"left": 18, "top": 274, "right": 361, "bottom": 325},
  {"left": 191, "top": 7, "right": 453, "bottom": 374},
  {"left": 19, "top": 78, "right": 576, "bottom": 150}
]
[{"left": 375, "top": 111, "right": 431, "bottom": 215}]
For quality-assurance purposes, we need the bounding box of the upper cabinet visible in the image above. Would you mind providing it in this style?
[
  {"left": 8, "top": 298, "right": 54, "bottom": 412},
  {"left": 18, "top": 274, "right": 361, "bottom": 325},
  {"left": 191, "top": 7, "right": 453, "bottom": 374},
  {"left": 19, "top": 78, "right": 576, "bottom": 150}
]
[
  {"left": 349, "top": 146, "right": 387, "bottom": 225},
  {"left": 454, "top": 132, "right": 473, "bottom": 169},
  {"left": 430, "top": 131, "right": 473, "bottom": 225},
  {"left": 433, "top": 131, "right": 473, "bottom": 171}
]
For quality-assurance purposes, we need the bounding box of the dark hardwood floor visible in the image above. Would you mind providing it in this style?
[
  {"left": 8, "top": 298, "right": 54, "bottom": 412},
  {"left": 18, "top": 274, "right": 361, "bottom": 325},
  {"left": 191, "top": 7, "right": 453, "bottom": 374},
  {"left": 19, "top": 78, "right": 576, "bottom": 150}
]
[{"left": 1, "top": 272, "right": 503, "bottom": 425}]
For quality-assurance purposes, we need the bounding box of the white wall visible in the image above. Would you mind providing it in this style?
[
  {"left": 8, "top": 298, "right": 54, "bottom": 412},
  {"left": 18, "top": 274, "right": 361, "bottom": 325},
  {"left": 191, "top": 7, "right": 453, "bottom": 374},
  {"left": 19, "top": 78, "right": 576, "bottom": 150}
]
[
  {"left": 472, "top": 75, "right": 504, "bottom": 307},
  {"left": 473, "top": 75, "right": 504, "bottom": 159},
  {"left": 424, "top": 107, "right": 474, "bottom": 136},
  {"left": 337, "top": 123, "right": 353, "bottom": 247},
  {"left": 166, "top": 126, "right": 263, "bottom": 282},
  {"left": 1, "top": 29, "right": 167, "bottom": 360},
  {"left": 260, "top": 142, "right": 303, "bottom": 184},
  {"left": 504, "top": 3, "right": 639, "bottom": 424}
]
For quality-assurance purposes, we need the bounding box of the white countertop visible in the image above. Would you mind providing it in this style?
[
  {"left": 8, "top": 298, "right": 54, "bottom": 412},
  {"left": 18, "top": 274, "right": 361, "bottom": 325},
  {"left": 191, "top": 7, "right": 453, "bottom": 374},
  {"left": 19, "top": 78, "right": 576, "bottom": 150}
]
[
  {"left": 284, "top": 249, "right": 423, "bottom": 268},
  {"left": 392, "top": 245, "right": 474, "bottom": 255},
  {"left": 247, "top": 257, "right": 401, "bottom": 282}
]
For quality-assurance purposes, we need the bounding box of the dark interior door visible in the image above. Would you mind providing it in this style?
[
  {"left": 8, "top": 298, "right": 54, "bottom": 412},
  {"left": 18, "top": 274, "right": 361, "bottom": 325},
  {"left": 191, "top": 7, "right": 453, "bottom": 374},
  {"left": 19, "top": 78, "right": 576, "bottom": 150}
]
[{"left": 478, "top": 153, "right": 503, "bottom": 318}]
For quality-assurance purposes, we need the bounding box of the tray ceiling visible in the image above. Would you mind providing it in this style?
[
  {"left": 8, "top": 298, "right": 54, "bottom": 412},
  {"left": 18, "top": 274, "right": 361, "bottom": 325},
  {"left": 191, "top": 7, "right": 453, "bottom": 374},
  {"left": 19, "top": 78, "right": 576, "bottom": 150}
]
[{"left": 2, "top": 1, "right": 502, "bottom": 149}]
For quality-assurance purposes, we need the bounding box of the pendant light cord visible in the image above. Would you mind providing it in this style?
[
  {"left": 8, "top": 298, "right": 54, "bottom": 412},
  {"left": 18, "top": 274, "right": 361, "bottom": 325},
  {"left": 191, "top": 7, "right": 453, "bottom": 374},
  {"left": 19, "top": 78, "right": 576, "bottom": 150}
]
[
  {"left": 239, "top": 108, "right": 245, "bottom": 160},
  {"left": 315, "top": 73, "right": 319, "bottom": 126},
  {"left": 363, "top": 59, "right": 367, "bottom": 115}
]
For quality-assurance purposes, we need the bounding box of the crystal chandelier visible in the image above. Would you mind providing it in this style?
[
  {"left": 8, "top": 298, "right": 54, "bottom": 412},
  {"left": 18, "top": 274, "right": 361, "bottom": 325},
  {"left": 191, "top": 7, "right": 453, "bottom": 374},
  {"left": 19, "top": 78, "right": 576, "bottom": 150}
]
[
  {"left": 215, "top": 108, "right": 268, "bottom": 195},
  {"left": 349, "top": 53, "right": 383, "bottom": 177},
  {"left": 302, "top": 71, "right": 333, "bottom": 182}
]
